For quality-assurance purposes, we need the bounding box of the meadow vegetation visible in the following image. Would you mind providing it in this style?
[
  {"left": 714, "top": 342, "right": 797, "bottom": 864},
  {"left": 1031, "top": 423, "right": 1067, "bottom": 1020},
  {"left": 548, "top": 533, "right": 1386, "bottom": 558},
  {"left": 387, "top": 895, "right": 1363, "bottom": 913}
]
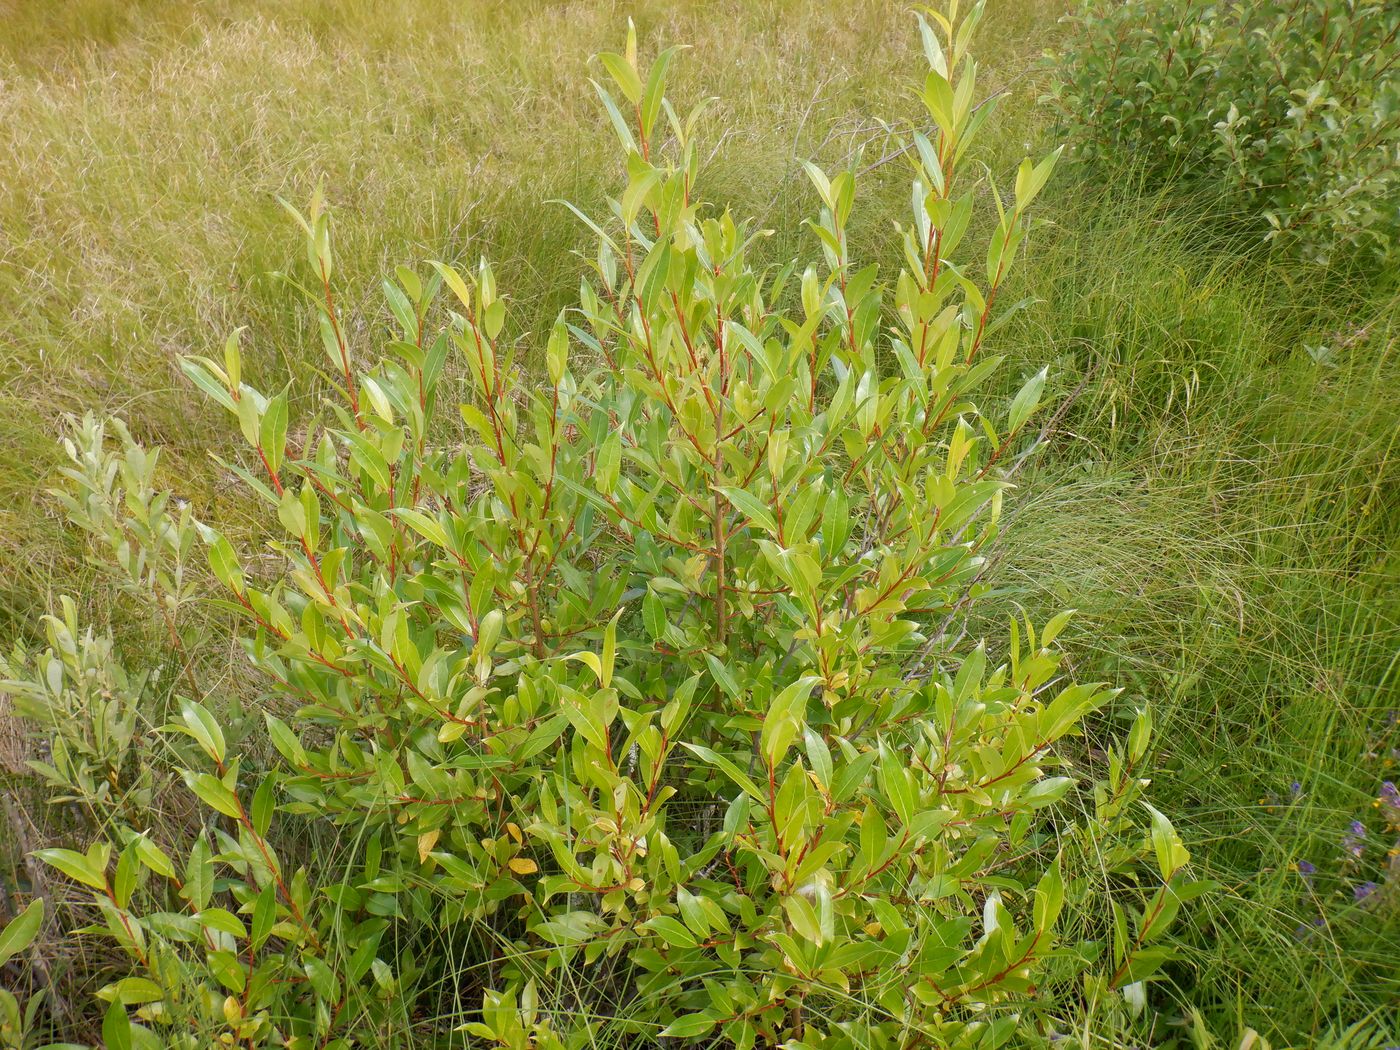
[{"left": 0, "top": 0, "right": 1396, "bottom": 1047}]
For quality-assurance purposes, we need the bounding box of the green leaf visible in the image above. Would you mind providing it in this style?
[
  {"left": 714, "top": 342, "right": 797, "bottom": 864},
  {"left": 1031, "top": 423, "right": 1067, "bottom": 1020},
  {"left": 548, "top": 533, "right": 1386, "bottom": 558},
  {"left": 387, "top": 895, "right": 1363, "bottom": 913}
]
[
  {"left": 761, "top": 676, "right": 818, "bottom": 767},
  {"left": 183, "top": 836, "right": 213, "bottom": 910},
  {"left": 601, "top": 605, "right": 624, "bottom": 689},
  {"left": 0, "top": 900, "right": 43, "bottom": 965},
  {"left": 98, "top": 977, "right": 165, "bottom": 1006},
  {"left": 429, "top": 260, "right": 472, "bottom": 314},
  {"left": 642, "top": 590, "right": 667, "bottom": 640},
  {"left": 113, "top": 844, "right": 138, "bottom": 909},
  {"left": 645, "top": 915, "right": 697, "bottom": 949},
  {"left": 361, "top": 375, "right": 395, "bottom": 423},
  {"left": 184, "top": 771, "right": 242, "bottom": 819},
  {"left": 277, "top": 487, "right": 307, "bottom": 537},
  {"left": 660, "top": 1014, "right": 716, "bottom": 1038},
  {"left": 641, "top": 47, "right": 680, "bottom": 137},
  {"left": 259, "top": 390, "right": 289, "bottom": 475},
  {"left": 593, "top": 431, "right": 622, "bottom": 495},
  {"left": 197, "top": 908, "right": 247, "bottom": 938},
  {"left": 598, "top": 51, "right": 643, "bottom": 104},
  {"left": 803, "top": 161, "right": 833, "bottom": 209},
  {"left": 35, "top": 849, "right": 106, "bottom": 891},
  {"left": 1033, "top": 856, "right": 1065, "bottom": 932},
  {"left": 621, "top": 167, "right": 662, "bottom": 228},
  {"left": 483, "top": 299, "right": 506, "bottom": 341},
  {"left": 1023, "top": 776, "right": 1072, "bottom": 808},
  {"left": 704, "top": 653, "right": 742, "bottom": 700},
  {"left": 1015, "top": 145, "right": 1061, "bottom": 207},
  {"left": 718, "top": 486, "right": 778, "bottom": 536},
  {"left": 682, "top": 743, "right": 766, "bottom": 803},
  {"left": 803, "top": 728, "right": 833, "bottom": 789},
  {"left": 820, "top": 481, "right": 850, "bottom": 555},
  {"left": 1144, "top": 803, "right": 1190, "bottom": 880},
  {"left": 557, "top": 684, "right": 608, "bottom": 750},
  {"left": 342, "top": 427, "right": 392, "bottom": 491},
  {"left": 1006, "top": 367, "right": 1047, "bottom": 437},
  {"left": 208, "top": 950, "right": 246, "bottom": 993},
  {"left": 1040, "top": 607, "right": 1075, "bottom": 649},
  {"left": 878, "top": 749, "right": 915, "bottom": 826},
  {"left": 392, "top": 508, "right": 448, "bottom": 549},
  {"left": 783, "top": 893, "right": 823, "bottom": 944},
  {"left": 546, "top": 313, "right": 570, "bottom": 385},
  {"left": 207, "top": 533, "right": 245, "bottom": 595},
  {"left": 251, "top": 774, "right": 276, "bottom": 837},
  {"left": 588, "top": 80, "right": 638, "bottom": 152},
  {"left": 304, "top": 956, "right": 340, "bottom": 1002},
  {"left": 477, "top": 608, "right": 504, "bottom": 657},
  {"left": 922, "top": 69, "right": 956, "bottom": 137},
  {"left": 179, "top": 700, "right": 226, "bottom": 765},
  {"left": 103, "top": 1000, "right": 132, "bottom": 1050},
  {"left": 534, "top": 910, "right": 606, "bottom": 946},
  {"left": 179, "top": 356, "right": 236, "bottom": 412},
  {"left": 563, "top": 651, "right": 604, "bottom": 687},
  {"left": 133, "top": 837, "right": 174, "bottom": 880},
  {"left": 265, "top": 714, "right": 308, "bottom": 767}
]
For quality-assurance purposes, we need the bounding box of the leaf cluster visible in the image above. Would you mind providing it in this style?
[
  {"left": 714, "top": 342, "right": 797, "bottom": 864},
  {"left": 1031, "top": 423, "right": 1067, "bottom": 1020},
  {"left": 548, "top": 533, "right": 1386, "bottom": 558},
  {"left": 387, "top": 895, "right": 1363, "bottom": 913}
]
[{"left": 1049, "top": 0, "right": 1400, "bottom": 267}]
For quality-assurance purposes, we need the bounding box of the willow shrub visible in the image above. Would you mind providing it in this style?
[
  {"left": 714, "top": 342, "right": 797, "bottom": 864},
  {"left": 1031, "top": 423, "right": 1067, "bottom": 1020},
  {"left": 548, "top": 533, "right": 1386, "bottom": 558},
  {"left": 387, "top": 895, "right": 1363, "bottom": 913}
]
[
  {"left": 4, "top": 4, "right": 1203, "bottom": 1048},
  {"left": 1049, "top": 0, "right": 1400, "bottom": 267}
]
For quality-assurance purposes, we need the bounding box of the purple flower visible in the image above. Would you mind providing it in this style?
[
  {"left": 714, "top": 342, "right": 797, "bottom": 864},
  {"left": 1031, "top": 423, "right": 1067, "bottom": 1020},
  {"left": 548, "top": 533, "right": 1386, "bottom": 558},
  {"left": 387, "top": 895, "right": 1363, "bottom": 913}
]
[
  {"left": 1380, "top": 781, "right": 1399, "bottom": 816},
  {"left": 1297, "top": 859, "right": 1316, "bottom": 881},
  {"left": 1353, "top": 881, "right": 1378, "bottom": 902},
  {"left": 1342, "top": 820, "right": 1366, "bottom": 858},
  {"left": 1290, "top": 781, "right": 1302, "bottom": 797},
  {"left": 1292, "top": 915, "right": 1325, "bottom": 941}
]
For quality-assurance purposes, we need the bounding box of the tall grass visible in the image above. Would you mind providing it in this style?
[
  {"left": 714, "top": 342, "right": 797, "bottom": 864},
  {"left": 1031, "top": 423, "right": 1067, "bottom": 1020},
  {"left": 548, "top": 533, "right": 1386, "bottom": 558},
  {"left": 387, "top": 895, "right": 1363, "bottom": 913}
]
[{"left": 975, "top": 186, "right": 1400, "bottom": 1041}]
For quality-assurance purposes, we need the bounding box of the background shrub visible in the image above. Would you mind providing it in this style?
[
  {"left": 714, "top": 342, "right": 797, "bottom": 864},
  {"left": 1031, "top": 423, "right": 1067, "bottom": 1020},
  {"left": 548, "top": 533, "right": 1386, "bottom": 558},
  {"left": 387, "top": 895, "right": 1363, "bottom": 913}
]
[{"left": 1049, "top": 0, "right": 1400, "bottom": 266}]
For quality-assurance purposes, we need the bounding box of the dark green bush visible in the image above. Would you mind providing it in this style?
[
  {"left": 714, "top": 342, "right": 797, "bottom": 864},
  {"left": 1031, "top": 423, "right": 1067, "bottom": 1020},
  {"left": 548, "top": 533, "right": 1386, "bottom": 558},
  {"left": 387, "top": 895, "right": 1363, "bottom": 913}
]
[{"left": 1050, "top": 0, "right": 1400, "bottom": 266}]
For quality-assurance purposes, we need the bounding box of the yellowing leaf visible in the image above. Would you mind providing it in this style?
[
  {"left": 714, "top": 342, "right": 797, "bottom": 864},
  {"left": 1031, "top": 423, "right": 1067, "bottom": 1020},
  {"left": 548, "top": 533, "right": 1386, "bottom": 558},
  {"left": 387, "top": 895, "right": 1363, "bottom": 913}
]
[
  {"left": 564, "top": 650, "right": 604, "bottom": 684},
  {"left": 438, "top": 721, "right": 467, "bottom": 744},
  {"left": 417, "top": 830, "right": 440, "bottom": 863}
]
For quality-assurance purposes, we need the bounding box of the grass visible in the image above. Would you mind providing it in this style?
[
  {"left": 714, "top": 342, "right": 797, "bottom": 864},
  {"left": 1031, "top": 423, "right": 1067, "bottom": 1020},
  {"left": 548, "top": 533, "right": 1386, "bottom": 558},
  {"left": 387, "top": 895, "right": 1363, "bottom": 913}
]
[
  {"left": 1, "top": 0, "right": 1397, "bottom": 1046},
  {"left": 976, "top": 189, "right": 1400, "bottom": 1042}
]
